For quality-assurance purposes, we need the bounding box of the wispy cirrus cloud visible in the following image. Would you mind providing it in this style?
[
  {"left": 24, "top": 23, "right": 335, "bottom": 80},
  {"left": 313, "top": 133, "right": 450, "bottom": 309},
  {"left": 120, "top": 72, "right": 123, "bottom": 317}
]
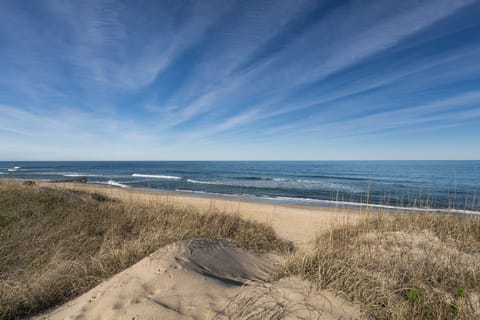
[
  {"left": 153, "top": 0, "right": 477, "bottom": 130},
  {"left": 172, "top": 39, "right": 480, "bottom": 140},
  {"left": 0, "top": 0, "right": 479, "bottom": 160},
  {"left": 44, "top": 0, "right": 240, "bottom": 91}
]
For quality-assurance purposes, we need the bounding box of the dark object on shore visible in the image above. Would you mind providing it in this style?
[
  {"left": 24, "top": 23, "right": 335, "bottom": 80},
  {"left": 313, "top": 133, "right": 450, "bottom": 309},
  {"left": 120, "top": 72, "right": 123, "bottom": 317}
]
[
  {"left": 53, "top": 176, "right": 88, "bottom": 183},
  {"left": 22, "top": 180, "right": 36, "bottom": 186}
]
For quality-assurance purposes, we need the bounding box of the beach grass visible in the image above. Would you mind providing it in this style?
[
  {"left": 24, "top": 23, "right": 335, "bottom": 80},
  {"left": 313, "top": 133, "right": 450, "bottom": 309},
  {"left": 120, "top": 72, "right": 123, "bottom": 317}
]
[
  {"left": 0, "top": 180, "right": 289, "bottom": 319},
  {"left": 280, "top": 211, "right": 480, "bottom": 319},
  {"left": 3, "top": 178, "right": 480, "bottom": 319}
]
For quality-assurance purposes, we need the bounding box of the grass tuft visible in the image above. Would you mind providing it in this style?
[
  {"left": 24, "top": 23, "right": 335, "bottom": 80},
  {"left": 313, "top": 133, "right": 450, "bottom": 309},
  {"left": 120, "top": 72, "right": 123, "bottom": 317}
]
[{"left": 280, "top": 212, "right": 480, "bottom": 319}]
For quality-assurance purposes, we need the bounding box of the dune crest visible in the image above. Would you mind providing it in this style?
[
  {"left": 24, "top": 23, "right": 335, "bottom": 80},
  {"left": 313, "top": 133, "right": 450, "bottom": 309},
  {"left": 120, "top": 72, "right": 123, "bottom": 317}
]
[{"left": 36, "top": 239, "right": 359, "bottom": 320}]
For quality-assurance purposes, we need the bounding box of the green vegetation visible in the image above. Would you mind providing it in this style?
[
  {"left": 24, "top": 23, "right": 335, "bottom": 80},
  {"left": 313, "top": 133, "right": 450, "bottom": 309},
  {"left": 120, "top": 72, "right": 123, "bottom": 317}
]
[
  {"left": 0, "top": 180, "right": 288, "bottom": 319},
  {"left": 280, "top": 212, "right": 480, "bottom": 319}
]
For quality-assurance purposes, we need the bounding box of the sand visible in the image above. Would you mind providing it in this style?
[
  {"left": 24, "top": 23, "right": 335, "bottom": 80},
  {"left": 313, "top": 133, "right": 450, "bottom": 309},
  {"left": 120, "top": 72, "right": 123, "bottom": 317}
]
[
  {"left": 40, "top": 182, "right": 363, "bottom": 245},
  {"left": 34, "top": 183, "right": 363, "bottom": 319},
  {"left": 35, "top": 239, "right": 360, "bottom": 320}
]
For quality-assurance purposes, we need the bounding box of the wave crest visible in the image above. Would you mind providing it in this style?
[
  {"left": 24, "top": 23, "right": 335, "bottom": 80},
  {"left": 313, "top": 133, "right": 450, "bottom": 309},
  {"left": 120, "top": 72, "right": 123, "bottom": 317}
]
[
  {"left": 131, "top": 173, "right": 181, "bottom": 180},
  {"left": 187, "top": 179, "right": 217, "bottom": 185},
  {"left": 104, "top": 180, "right": 129, "bottom": 188}
]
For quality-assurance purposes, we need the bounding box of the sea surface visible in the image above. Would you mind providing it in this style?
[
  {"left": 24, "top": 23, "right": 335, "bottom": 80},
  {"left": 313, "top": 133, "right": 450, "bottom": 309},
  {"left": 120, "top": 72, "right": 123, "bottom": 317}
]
[{"left": 1, "top": 161, "right": 479, "bottom": 212}]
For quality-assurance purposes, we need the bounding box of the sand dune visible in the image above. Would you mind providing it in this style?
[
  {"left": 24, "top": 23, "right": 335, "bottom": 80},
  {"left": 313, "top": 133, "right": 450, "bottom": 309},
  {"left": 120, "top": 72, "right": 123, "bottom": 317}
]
[
  {"left": 29, "top": 182, "right": 362, "bottom": 319},
  {"left": 35, "top": 239, "right": 360, "bottom": 320}
]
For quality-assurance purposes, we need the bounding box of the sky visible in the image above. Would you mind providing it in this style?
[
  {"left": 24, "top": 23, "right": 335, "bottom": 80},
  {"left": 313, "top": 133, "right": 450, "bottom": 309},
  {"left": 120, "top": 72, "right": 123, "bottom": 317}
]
[{"left": 0, "top": 0, "right": 479, "bottom": 160}]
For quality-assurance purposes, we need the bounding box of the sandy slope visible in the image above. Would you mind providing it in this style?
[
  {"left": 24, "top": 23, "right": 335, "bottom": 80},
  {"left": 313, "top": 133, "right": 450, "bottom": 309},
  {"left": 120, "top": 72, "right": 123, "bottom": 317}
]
[
  {"left": 35, "top": 239, "right": 360, "bottom": 320},
  {"left": 32, "top": 183, "right": 362, "bottom": 319}
]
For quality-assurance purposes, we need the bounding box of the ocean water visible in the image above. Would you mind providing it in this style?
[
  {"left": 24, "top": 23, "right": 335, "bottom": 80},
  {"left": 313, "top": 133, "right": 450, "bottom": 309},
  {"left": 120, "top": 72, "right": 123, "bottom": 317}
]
[{"left": 0, "top": 161, "right": 479, "bottom": 212}]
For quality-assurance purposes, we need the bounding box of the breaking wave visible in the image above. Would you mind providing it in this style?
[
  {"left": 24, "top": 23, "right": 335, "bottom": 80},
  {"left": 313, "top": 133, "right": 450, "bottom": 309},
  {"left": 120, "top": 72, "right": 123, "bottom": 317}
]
[
  {"left": 91, "top": 180, "right": 129, "bottom": 188},
  {"left": 132, "top": 173, "right": 181, "bottom": 180},
  {"left": 187, "top": 179, "right": 218, "bottom": 185}
]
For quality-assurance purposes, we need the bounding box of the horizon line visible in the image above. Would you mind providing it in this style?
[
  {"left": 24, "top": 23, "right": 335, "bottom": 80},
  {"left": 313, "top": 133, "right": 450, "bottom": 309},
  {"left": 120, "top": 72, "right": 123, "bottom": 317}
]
[{"left": 1, "top": 159, "right": 479, "bottom": 162}]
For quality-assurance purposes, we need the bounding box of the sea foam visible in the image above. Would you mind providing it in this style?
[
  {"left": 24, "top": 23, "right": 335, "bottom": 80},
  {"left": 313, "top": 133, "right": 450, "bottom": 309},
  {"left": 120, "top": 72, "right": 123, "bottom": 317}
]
[
  {"left": 187, "top": 179, "right": 218, "bottom": 185},
  {"left": 105, "top": 180, "right": 129, "bottom": 188},
  {"left": 63, "top": 173, "right": 105, "bottom": 178},
  {"left": 132, "top": 173, "right": 181, "bottom": 180}
]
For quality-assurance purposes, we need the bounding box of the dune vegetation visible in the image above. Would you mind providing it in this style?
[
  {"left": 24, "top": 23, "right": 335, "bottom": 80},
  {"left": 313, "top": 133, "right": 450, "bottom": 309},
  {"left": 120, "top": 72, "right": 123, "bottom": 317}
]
[
  {"left": 2, "top": 178, "right": 480, "bottom": 320},
  {"left": 0, "top": 180, "right": 289, "bottom": 319},
  {"left": 280, "top": 212, "right": 480, "bottom": 319}
]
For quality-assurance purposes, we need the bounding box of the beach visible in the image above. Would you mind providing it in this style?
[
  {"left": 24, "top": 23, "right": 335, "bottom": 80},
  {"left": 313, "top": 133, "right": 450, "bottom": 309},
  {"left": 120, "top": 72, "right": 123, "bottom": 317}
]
[{"left": 42, "top": 181, "right": 363, "bottom": 244}]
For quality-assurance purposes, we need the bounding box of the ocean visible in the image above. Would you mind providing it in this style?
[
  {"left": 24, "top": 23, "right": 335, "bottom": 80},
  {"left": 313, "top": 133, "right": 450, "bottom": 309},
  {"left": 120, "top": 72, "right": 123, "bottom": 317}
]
[{"left": 0, "top": 161, "right": 479, "bottom": 212}]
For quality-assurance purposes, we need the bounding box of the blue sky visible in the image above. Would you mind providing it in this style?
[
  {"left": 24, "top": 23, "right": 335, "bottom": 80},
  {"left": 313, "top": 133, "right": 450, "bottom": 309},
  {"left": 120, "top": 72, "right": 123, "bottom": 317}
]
[{"left": 0, "top": 0, "right": 479, "bottom": 160}]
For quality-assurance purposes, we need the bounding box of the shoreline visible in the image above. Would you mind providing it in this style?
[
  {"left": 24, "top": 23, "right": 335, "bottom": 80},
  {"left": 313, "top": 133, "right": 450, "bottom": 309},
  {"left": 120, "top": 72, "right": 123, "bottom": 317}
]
[
  {"left": 5, "top": 176, "right": 479, "bottom": 215},
  {"left": 172, "top": 187, "right": 480, "bottom": 215},
  {"left": 24, "top": 178, "right": 477, "bottom": 244},
  {"left": 34, "top": 180, "right": 363, "bottom": 244}
]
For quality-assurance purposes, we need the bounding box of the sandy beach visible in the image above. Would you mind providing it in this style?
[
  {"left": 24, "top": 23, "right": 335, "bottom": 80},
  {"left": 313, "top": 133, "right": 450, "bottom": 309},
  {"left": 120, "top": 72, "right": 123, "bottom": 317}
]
[{"left": 41, "top": 181, "right": 363, "bottom": 245}]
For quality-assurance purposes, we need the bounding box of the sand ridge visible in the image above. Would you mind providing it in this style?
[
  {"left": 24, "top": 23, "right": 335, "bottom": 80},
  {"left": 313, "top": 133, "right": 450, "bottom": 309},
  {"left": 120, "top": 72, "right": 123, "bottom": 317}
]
[
  {"left": 35, "top": 239, "right": 360, "bottom": 320},
  {"left": 31, "top": 182, "right": 362, "bottom": 319}
]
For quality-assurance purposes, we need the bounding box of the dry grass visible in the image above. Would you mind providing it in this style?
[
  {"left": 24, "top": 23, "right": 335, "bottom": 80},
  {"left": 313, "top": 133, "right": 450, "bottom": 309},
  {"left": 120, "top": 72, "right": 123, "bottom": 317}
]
[
  {"left": 215, "top": 285, "right": 320, "bottom": 320},
  {"left": 0, "top": 180, "right": 289, "bottom": 319},
  {"left": 214, "top": 279, "right": 326, "bottom": 320},
  {"left": 280, "top": 212, "right": 480, "bottom": 319}
]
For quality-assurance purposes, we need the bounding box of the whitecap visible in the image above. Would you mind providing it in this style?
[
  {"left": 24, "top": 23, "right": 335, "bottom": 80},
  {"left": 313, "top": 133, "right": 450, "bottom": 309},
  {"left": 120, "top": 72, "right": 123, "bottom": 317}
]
[
  {"left": 187, "top": 179, "right": 218, "bottom": 185},
  {"left": 97, "top": 180, "right": 129, "bottom": 188},
  {"left": 176, "top": 189, "right": 212, "bottom": 194},
  {"left": 132, "top": 173, "right": 181, "bottom": 180}
]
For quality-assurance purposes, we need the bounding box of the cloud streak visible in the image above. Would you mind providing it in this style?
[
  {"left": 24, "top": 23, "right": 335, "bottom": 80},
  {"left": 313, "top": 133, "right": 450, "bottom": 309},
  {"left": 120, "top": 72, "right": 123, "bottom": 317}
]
[{"left": 0, "top": 0, "right": 479, "bottom": 160}]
